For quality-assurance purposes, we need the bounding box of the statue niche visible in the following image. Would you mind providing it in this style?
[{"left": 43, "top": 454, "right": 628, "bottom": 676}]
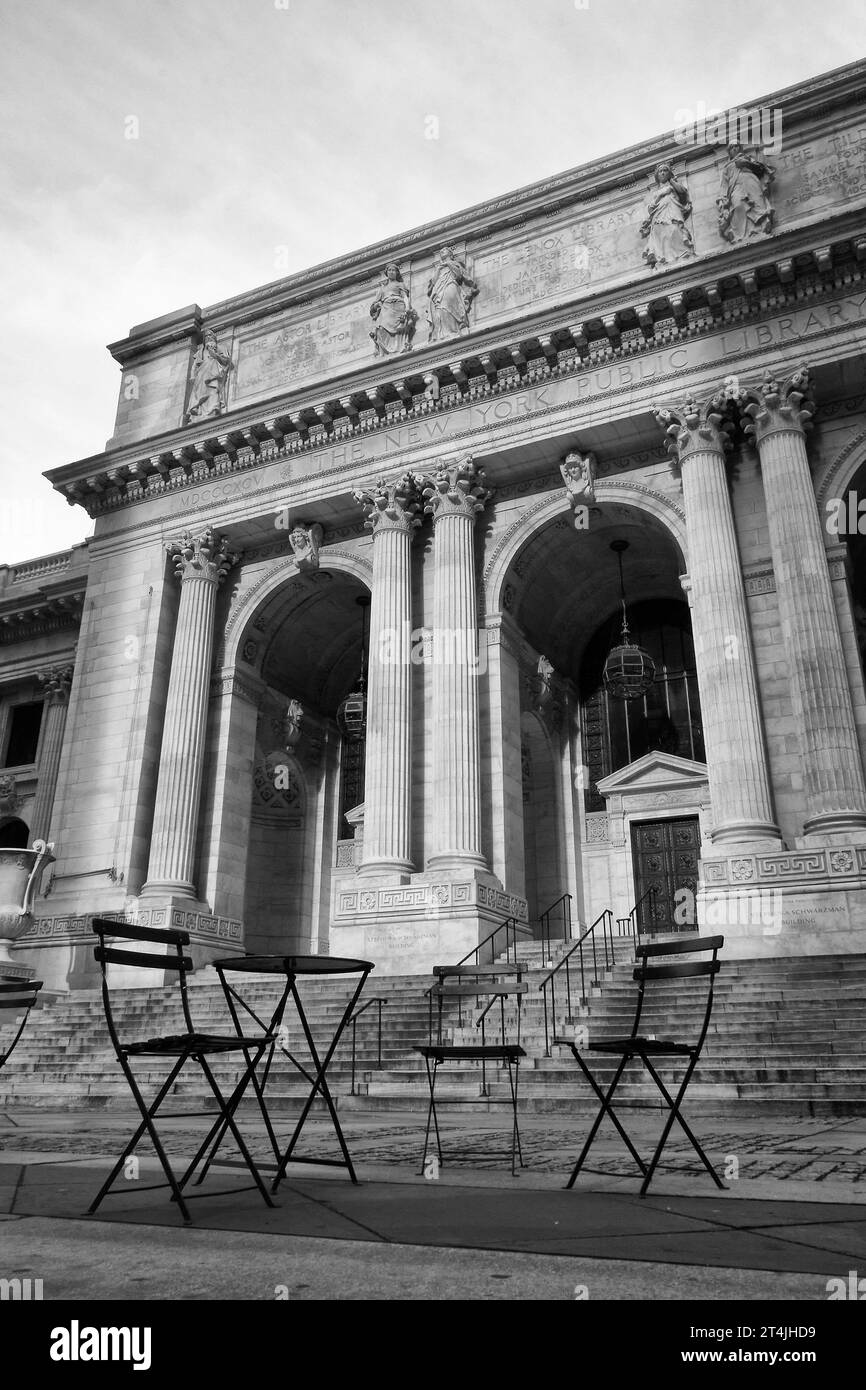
[
  {"left": 716, "top": 143, "right": 775, "bottom": 244},
  {"left": 184, "top": 329, "right": 234, "bottom": 424},
  {"left": 426, "top": 246, "right": 479, "bottom": 342}
]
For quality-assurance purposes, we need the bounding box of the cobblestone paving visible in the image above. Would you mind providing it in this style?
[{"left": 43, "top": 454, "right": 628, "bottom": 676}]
[{"left": 3, "top": 1112, "right": 866, "bottom": 1185}]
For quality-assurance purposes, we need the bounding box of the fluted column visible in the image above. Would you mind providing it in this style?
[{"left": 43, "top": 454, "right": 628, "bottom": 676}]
[
  {"left": 420, "top": 456, "right": 492, "bottom": 870},
  {"left": 655, "top": 393, "right": 780, "bottom": 845},
  {"left": 740, "top": 366, "right": 866, "bottom": 836},
  {"left": 143, "top": 529, "right": 237, "bottom": 897},
  {"left": 30, "top": 664, "right": 74, "bottom": 844},
  {"left": 353, "top": 474, "right": 420, "bottom": 875}
]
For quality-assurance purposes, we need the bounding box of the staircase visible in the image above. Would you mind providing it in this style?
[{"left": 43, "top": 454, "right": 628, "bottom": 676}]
[{"left": 3, "top": 949, "right": 866, "bottom": 1117}]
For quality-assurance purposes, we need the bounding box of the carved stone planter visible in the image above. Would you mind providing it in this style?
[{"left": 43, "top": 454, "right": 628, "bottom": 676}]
[{"left": 0, "top": 842, "right": 54, "bottom": 964}]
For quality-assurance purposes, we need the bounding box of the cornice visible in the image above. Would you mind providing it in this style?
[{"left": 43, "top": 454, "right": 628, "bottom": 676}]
[{"left": 48, "top": 230, "right": 866, "bottom": 521}]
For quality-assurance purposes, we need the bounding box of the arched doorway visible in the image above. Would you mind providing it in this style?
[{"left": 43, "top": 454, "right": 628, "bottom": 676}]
[
  {"left": 497, "top": 496, "right": 703, "bottom": 932},
  {"left": 230, "top": 565, "right": 371, "bottom": 954}
]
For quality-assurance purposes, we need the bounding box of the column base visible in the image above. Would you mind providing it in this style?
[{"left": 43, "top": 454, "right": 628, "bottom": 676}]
[
  {"left": 425, "top": 851, "right": 489, "bottom": 873},
  {"left": 800, "top": 812, "right": 866, "bottom": 843},
  {"left": 355, "top": 859, "right": 414, "bottom": 880},
  {"left": 707, "top": 820, "right": 784, "bottom": 850}
]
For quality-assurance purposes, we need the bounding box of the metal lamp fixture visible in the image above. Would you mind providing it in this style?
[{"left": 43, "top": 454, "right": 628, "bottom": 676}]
[
  {"left": 603, "top": 540, "right": 656, "bottom": 701},
  {"left": 337, "top": 595, "right": 371, "bottom": 740}
]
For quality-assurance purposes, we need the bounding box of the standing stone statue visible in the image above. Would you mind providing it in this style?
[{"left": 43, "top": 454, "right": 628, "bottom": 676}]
[
  {"left": 369, "top": 263, "right": 417, "bottom": 356},
  {"left": 640, "top": 163, "right": 694, "bottom": 268},
  {"left": 185, "top": 329, "right": 234, "bottom": 423},
  {"left": 426, "top": 246, "right": 479, "bottom": 342},
  {"left": 716, "top": 143, "right": 775, "bottom": 244}
]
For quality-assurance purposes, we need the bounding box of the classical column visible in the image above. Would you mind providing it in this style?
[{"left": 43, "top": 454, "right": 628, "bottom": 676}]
[
  {"left": 740, "top": 366, "right": 866, "bottom": 836},
  {"left": 353, "top": 474, "right": 420, "bottom": 875},
  {"left": 655, "top": 394, "right": 780, "bottom": 845},
  {"left": 30, "top": 664, "right": 74, "bottom": 844},
  {"left": 143, "top": 529, "right": 237, "bottom": 897},
  {"left": 420, "top": 456, "right": 492, "bottom": 870}
]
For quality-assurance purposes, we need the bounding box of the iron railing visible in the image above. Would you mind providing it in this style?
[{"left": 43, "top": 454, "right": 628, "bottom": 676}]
[
  {"left": 628, "top": 884, "right": 657, "bottom": 942},
  {"left": 538, "top": 893, "right": 573, "bottom": 963},
  {"left": 348, "top": 996, "right": 388, "bottom": 1096},
  {"left": 455, "top": 916, "right": 529, "bottom": 968},
  {"left": 538, "top": 908, "right": 614, "bottom": 1057}
]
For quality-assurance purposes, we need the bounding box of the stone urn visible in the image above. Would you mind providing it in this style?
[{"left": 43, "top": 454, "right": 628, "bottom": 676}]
[{"left": 0, "top": 841, "right": 54, "bottom": 965}]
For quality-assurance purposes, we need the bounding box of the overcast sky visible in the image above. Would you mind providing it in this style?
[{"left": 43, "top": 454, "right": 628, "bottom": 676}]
[{"left": 1, "top": 0, "right": 864, "bottom": 564}]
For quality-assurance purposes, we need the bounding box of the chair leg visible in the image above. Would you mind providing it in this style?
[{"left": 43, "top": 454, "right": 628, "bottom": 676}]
[
  {"left": 89, "top": 1053, "right": 192, "bottom": 1223},
  {"left": 507, "top": 1060, "right": 524, "bottom": 1177},
  {"left": 565, "top": 1051, "right": 647, "bottom": 1188},
  {"left": 190, "top": 1055, "right": 275, "bottom": 1209},
  {"left": 639, "top": 1054, "right": 726, "bottom": 1196},
  {"left": 419, "top": 1057, "right": 443, "bottom": 1175}
]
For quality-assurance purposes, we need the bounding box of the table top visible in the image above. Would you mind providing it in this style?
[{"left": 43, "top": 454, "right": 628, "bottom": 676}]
[{"left": 211, "top": 954, "right": 374, "bottom": 977}]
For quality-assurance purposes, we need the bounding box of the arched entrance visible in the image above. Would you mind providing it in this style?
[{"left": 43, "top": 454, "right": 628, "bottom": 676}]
[
  {"left": 495, "top": 494, "right": 704, "bottom": 932},
  {"left": 219, "top": 561, "right": 371, "bottom": 954}
]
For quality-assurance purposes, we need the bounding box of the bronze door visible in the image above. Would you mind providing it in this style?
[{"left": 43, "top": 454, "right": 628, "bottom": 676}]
[{"left": 630, "top": 817, "right": 700, "bottom": 932}]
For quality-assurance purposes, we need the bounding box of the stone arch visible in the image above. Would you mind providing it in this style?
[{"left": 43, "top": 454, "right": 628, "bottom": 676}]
[
  {"left": 482, "top": 481, "right": 688, "bottom": 618},
  {"left": 814, "top": 429, "right": 866, "bottom": 511},
  {"left": 0, "top": 816, "right": 29, "bottom": 848},
  {"left": 220, "top": 546, "right": 373, "bottom": 669}
]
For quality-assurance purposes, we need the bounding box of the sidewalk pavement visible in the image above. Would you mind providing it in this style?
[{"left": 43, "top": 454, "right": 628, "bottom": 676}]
[{"left": 1, "top": 1108, "right": 865, "bottom": 1300}]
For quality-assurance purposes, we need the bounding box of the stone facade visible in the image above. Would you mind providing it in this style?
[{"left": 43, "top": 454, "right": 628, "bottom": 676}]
[{"left": 5, "top": 60, "right": 866, "bottom": 985}]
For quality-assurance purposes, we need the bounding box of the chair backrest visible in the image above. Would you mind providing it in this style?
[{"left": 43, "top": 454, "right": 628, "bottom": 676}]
[
  {"left": 630, "top": 935, "right": 724, "bottom": 1050},
  {"left": 0, "top": 976, "right": 44, "bottom": 1065},
  {"left": 427, "top": 964, "right": 526, "bottom": 1044},
  {"left": 92, "top": 918, "right": 194, "bottom": 1054}
]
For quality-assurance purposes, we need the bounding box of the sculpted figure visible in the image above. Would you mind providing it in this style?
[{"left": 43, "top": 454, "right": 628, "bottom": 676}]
[
  {"left": 369, "top": 263, "right": 417, "bottom": 356},
  {"left": 426, "top": 246, "right": 478, "bottom": 342},
  {"left": 716, "top": 143, "right": 775, "bottom": 243},
  {"left": 560, "top": 451, "right": 597, "bottom": 505},
  {"left": 185, "top": 329, "right": 234, "bottom": 423},
  {"left": 288, "top": 522, "right": 323, "bottom": 571},
  {"left": 640, "top": 163, "right": 694, "bottom": 268},
  {"left": 284, "top": 699, "right": 304, "bottom": 749}
]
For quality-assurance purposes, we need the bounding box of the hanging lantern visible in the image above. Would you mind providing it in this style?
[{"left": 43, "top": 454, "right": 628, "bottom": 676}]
[
  {"left": 337, "top": 595, "right": 370, "bottom": 740},
  {"left": 603, "top": 540, "right": 656, "bottom": 701}
]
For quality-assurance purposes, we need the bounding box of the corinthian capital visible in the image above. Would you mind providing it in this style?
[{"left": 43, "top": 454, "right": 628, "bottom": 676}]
[
  {"left": 353, "top": 472, "right": 422, "bottom": 534},
  {"left": 654, "top": 391, "right": 735, "bottom": 471},
  {"left": 168, "top": 529, "right": 238, "bottom": 584},
  {"left": 735, "top": 364, "right": 816, "bottom": 447},
  {"left": 38, "top": 664, "right": 74, "bottom": 705},
  {"left": 418, "top": 455, "right": 492, "bottom": 522}
]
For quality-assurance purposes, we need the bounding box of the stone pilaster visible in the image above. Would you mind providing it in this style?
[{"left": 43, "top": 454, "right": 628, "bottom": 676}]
[
  {"left": 30, "top": 664, "right": 74, "bottom": 844},
  {"left": 420, "top": 456, "right": 492, "bottom": 870},
  {"left": 655, "top": 393, "right": 780, "bottom": 846},
  {"left": 142, "top": 529, "right": 237, "bottom": 897},
  {"left": 739, "top": 366, "right": 866, "bottom": 837},
  {"left": 353, "top": 473, "right": 420, "bottom": 875}
]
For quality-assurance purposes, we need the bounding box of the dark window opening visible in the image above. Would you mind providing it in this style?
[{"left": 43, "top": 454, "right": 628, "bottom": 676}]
[
  {"left": 580, "top": 599, "right": 704, "bottom": 812},
  {"left": 0, "top": 818, "right": 29, "bottom": 848},
  {"left": 338, "top": 735, "right": 366, "bottom": 838},
  {"left": 3, "top": 702, "right": 44, "bottom": 768}
]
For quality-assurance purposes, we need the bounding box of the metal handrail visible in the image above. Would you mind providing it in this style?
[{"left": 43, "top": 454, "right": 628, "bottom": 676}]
[
  {"left": 453, "top": 916, "right": 527, "bottom": 969},
  {"left": 348, "top": 996, "right": 388, "bottom": 1096},
  {"left": 538, "top": 908, "right": 613, "bottom": 1057},
  {"left": 628, "top": 884, "right": 657, "bottom": 943},
  {"left": 538, "top": 893, "right": 573, "bottom": 963}
]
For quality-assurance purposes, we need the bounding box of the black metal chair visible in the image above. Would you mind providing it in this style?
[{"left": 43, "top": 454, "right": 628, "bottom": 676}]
[
  {"left": 556, "top": 934, "right": 725, "bottom": 1196},
  {"left": 0, "top": 976, "right": 44, "bottom": 1125},
  {"left": 417, "top": 964, "right": 527, "bottom": 1177},
  {"left": 89, "top": 918, "right": 276, "bottom": 1223}
]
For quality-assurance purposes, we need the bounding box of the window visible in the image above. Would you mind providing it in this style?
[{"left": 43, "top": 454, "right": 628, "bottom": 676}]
[
  {"left": 580, "top": 600, "right": 704, "bottom": 812},
  {"left": 3, "top": 702, "right": 44, "bottom": 768}
]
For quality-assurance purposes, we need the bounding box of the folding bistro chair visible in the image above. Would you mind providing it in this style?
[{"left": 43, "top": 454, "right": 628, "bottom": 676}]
[
  {"left": 417, "top": 964, "right": 527, "bottom": 1177},
  {"left": 0, "top": 976, "right": 43, "bottom": 1125},
  {"left": 89, "top": 919, "right": 276, "bottom": 1223},
  {"left": 557, "top": 934, "right": 725, "bottom": 1196}
]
